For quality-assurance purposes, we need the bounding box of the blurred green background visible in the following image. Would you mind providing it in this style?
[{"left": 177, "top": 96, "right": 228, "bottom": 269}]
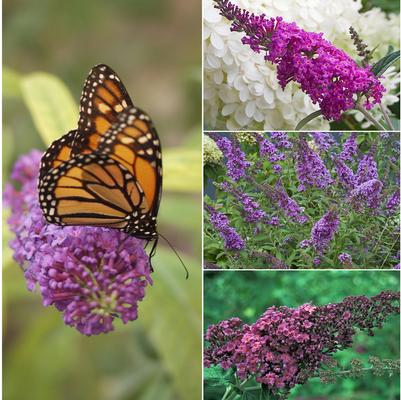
[
  {"left": 3, "top": 1, "right": 201, "bottom": 399},
  {"left": 204, "top": 271, "right": 400, "bottom": 400}
]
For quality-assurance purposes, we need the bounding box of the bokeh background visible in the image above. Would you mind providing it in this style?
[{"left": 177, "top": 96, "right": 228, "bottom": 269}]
[
  {"left": 3, "top": 1, "right": 201, "bottom": 399},
  {"left": 204, "top": 271, "right": 400, "bottom": 400}
]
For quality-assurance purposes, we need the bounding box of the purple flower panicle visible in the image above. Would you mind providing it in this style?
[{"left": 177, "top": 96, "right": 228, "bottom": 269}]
[
  {"left": 206, "top": 204, "right": 245, "bottom": 250},
  {"left": 213, "top": 135, "right": 250, "bottom": 181},
  {"left": 386, "top": 191, "right": 400, "bottom": 212},
  {"left": 339, "top": 133, "right": 358, "bottom": 162},
  {"left": 5, "top": 151, "right": 152, "bottom": 336},
  {"left": 296, "top": 139, "right": 333, "bottom": 191},
  {"left": 338, "top": 253, "right": 353, "bottom": 266},
  {"left": 349, "top": 179, "right": 383, "bottom": 211},
  {"left": 310, "top": 209, "right": 340, "bottom": 254}
]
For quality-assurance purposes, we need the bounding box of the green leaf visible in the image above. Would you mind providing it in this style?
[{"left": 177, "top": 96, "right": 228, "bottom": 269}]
[
  {"left": 295, "top": 110, "right": 324, "bottom": 130},
  {"left": 139, "top": 248, "right": 202, "bottom": 400},
  {"left": 3, "top": 67, "right": 22, "bottom": 98},
  {"left": 20, "top": 72, "right": 77, "bottom": 145},
  {"left": 371, "top": 50, "right": 400, "bottom": 77},
  {"left": 164, "top": 148, "right": 201, "bottom": 193}
]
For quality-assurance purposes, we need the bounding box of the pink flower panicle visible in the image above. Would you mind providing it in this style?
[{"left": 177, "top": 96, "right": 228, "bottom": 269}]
[
  {"left": 214, "top": 0, "right": 385, "bottom": 120},
  {"left": 204, "top": 291, "right": 400, "bottom": 394}
]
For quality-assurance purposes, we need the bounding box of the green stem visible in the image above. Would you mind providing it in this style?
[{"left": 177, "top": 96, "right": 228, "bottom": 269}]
[
  {"left": 379, "top": 103, "right": 395, "bottom": 131},
  {"left": 355, "top": 104, "right": 387, "bottom": 130},
  {"left": 311, "top": 365, "right": 399, "bottom": 379},
  {"left": 380, "top": 240, "right": 398, "bottom": 268},
  {"left": 221, "top": 385, "right": 234, "bottom": 400},
  {"left": 371, "top": 218, "right": 390, "bottom": 255}
]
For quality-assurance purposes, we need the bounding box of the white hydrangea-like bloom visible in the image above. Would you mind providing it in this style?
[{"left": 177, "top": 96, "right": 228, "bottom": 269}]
[
  {"left": 204, "top": 0, "right": 400, "bottom": 130},
  {"left": 203, "top": 134, "right": 223, "bottom": 165}
]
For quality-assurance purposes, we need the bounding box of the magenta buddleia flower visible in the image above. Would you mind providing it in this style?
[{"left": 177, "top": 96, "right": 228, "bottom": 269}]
[
  {"left": 212, "top": 135, "right": 250, "bottom": 181},
  {"left": 4, "top": 151, "right": 152, "bottom": 336},
  {"left": 205, "top": 204, "right": 245, "bottom": 250},
  {"left": 386, "top": 191, "right": 400, "bottom": 212},
  {"left": 273, "top": 180, "right": 308, "bottom": 224},
  {"left": 214, "top": 0, "right": 385, "bottom": 121},
  {"left": 310, "top": 209, "right": 340, "bottom": 254},
  {"left": 204, "top": 291, "right": 399, "bottom": 393},
  {"left": 296, "top": 139, "right": 333, "bottom": 191},
  {"left": 349, "top": 179, "right": 383, "bottom": 211},
  {"left": 311, "top": 132, "right": 335, "bottom": 153},
  {"left": 219, "top": 182, "right": 266, "bottom": 223},
  {"left": 356, "top": 149, "right": 378, "bottom": 185},
  {"left": 339, "top": 133, "right": 358, "bottom": 162}
]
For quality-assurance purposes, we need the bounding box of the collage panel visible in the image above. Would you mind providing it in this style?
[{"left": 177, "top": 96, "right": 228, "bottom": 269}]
[
  {"left": 203, "top": 132, "right": 400, "bottom": 269},
  {"left": 204, "top": 0, "right": 400, "bottom": 132},
  {"left": 203, "top": 270, "right": 400, "bottom": 400}
]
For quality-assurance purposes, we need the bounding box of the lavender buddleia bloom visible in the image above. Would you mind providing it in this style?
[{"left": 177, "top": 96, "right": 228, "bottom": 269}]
[
  {"left": 332, "top": 156, "right": 357, "bottom": 189},
  {"left": 310, "top": 210, "right": 340, "bottom": 254},
  {"left": 256, "top": 133, "right": 285, "bottom": 174},
  {"left": 311, "top": 132, "right": 335, "bottom": 153},
  {"left": 339, "top": 133, "right": 358, "bottom": 162},
  {"left": 4, "top": 151, "right": 152, "bottom": 336},
  {"left": 338, "top": 253, "right": 353, "bottom": 266},
  {"left": 296, "top": 139, "right": 333, "bottom": 191},
  {"left": 356, "top": 149, "right": 378, "bottom": 185},
  {"left": 349, "top": 179, "right": 383, "bottom": 211},
  {"left": 214, "top": 0, "right": 385, "bottom": 121},
  {"left": 213, "top": 135, "right": 250, "bottom": 181},
  {"left": 273, "top": 180, "right": 308, "bottom": 224},
  {"left": 219, "top": 182, "right": 266, "bottom": 223},
  {"left": 386, "top": 191, "right": 400, "bottom": 212},
  {"left": 205, "top": 204, "right": 245, "bottom": 250},
  {"left": 269, "top": 132, "right": 293, "bottom": 149}
]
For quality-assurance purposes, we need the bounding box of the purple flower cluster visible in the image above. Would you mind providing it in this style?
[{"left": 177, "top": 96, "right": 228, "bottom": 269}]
[
  {"left": 296, "top": 139, "right": 333, "bottom": 191},
  {"left": 214, "top": 0, "right": 385, "bottom": 121},
  {"left": 333, "top": 156, "right": 357, "bottom": 188},
  {"left": 256, "top": 133, "right": 285, "bottom": 173},
  {"left": 338, "top": 253, "right": 353, "bottom": 266},
  {"left": 204, "top": 291, "right": 399, "bottom": 393},
  {"left": 205, "top": 204, "right": 245, "bottom": 250},
  {"left": 4, "top": 151, "right": 152, "bottom": 336},
  {"left": 356, "top": 149, "right": 378, "bottom": 185},
  {"left": 386, "top": 191, "right": 400, "bottom": 212},
  {"left": 350, "top": 179, "right": 383, "bottom": 211},
  {"left": 339, "top": 134, "right": 358, "bottom": 162},
  {"left": 273, "top": 180, "right": 308, "bottom": 224},
  {"left": 269, "top": 132, "right": 293, "bottom": 149},
  {"left": 311, "top": 132, "right": 335, "bottom": 153},
  {"left": 219, "top": 182, "right": 266, "bottom": 223},
  {"left": 310, "top": 209, "right": 340, "bottom": 254},
  {"left": 213, "top": 135, "right": 250, "bottom": 181}
]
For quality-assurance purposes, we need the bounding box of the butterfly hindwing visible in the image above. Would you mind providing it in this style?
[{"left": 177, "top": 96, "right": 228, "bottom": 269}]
[
  {"left": 38, "top": 152, "right": 158, "bottom": 238},
  {"left": 72, "top": 64, "right": 134, "bottom": 155}
]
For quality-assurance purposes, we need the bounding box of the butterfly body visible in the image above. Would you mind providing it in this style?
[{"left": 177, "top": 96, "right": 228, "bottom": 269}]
[{"left": 38, "top": 64, "right": 162, "bottom": 243}]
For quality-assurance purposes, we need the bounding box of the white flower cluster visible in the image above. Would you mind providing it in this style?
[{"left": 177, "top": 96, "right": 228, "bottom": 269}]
[
  {"left": 204, "top": 0, "right": 400, "bottom": 130},
  {"left": 203, "top": 134, "right": 223, "bottom": 165}
]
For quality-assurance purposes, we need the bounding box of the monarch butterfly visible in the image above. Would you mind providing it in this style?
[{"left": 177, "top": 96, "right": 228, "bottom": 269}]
[{"left": 38, "top": 64, "right": 163, "bottom": 262}]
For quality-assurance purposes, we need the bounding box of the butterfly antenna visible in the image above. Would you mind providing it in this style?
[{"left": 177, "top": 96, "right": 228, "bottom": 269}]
[{"left": 158, "top": 232, "right": 189, "bottom": 279}]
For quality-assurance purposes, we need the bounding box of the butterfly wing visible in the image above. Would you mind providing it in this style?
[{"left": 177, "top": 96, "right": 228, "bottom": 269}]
[
  {"left": 72, "top": 64, "right": 134, "bottom": 155},
  {"left": 98, "top": 107, "right": 163, "bottom": 222},
  {"left": 39, "top": 130, "right": 77, "bottom": 179},
  {"left": 38, "top": 152, "right": 158, "bottom": 238}
]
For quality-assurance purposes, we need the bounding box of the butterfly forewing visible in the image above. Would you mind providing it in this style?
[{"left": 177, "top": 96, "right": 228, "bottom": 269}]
[{"left": 72, "top": 64, "right": 134, "bottom": 155}]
